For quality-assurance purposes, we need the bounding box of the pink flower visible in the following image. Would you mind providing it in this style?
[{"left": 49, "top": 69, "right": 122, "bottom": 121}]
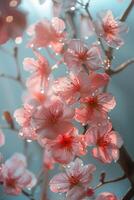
[
  {"left": 95, "top": 10, "right": 128, "bottom": 48},
  {"left": 31, "top": 99, "right": 74, "bottom": 140},
  {"left": 44, "top": 128, "right": 86, "bottom": 164},
  {"left": 64, "top": 39, "right": 102, "bottom": 71},
  {"left": 28, "top": 17, "right": 66, "bottom": 53},
  {"left": 75, "top": 92, "right": 116, "bottom": 125},
  {"left": 53, "top": 70, "right": 91, "bottom": 104},
  {"left": 23, "top": 51, "right": 51, "bottom": 90},
  {"left": 50, "top": 158, "right": 96, "bottom": 200},
  {"left": 85, "top": 123, "right": 123, "bottom": 163},
  {"left": 0, "top": 0, "right": 26, "bottom": 44},
  {"left": 0, "top": 153, "right": 36, "bottom": 195},
  {"left": 0, "top": 130, "right": 5, "bottom": 147},
  {"left": 54, "top": 70, "right": 109, "bottom": 104},
  {"left": 14, "top": 104, "right": 37, "bottom": 140},
  {"left": 89, "top": 71, "right": 109, "bottom": 92},
  {"left": 96, "top": 192, "right": 118, "bottom": 200}
]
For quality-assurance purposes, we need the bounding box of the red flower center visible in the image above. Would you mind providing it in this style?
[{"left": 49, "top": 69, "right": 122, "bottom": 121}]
[
  {"left": 59, "top": 135, "right": 73, "bottom": 148},
  {"left": 69, "top": 175, "right": 80, "bottom": 186},
  {"left": 97, "top": 134, "right": 111, "bottom": 148},
  {"left": 6, "top": 178, "right": 17, "bottom": 188},
  {"left": 77, "top": 51, "right": 88, "bottom": 62}
]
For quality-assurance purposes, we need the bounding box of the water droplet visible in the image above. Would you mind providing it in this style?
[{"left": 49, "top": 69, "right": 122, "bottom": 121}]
[
  {"left": 27, "top": 139, "right": 32, "bottom": 143},
  {"left": 9, "top": 0, "right": 18, "bottom": 7},
  {"left": 70, "top": 6, "right": 75, "bottom": 11},
  {"left": 15, "top": 37, "right": 22, "bottom": 44},
  {"left": 6, "top": 15, "right": 13, "bottom": 23},
  {"left": 19, "top": 132, "right": 23, "bottom": 137}
]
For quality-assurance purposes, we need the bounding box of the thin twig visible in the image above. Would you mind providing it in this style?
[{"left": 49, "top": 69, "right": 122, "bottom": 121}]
[
  {"left": 0, "top": 125, "right": 19, "bottom": 132},
  {"left": 94, "top": 174, "right": 126, "bottom": 190},
  {"left": 120, "top": 0, "right": 134, "bottom": 22},
  {"left": 106, "top": 58, "right": 134, "bottom": 75},
  {"left": 22, "top": 190, "right": 36, "bottom": 200}
]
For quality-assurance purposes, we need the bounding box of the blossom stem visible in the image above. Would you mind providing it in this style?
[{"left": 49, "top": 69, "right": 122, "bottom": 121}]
[
  {"left": 94, "top": 174, "right": 126, "bottom": 190},
  {"left": 105, "top": 58, "right": 134, "bottom": 76},
  {"left": 22, "top": 190, "right": 36, "bottom": 200},
  {"left": 0, "top": 72, "right": 25, "bottom": 88},
  {"left": 120, "top": 0, "right": 134, "bottom": 22},
  {"left": 0, "top": 125, "right": 19, "bottom": 132}
]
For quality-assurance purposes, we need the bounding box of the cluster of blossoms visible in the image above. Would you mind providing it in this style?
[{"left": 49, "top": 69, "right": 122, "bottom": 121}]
[
  {"left": 0, "top": 131, "right": 36, "bottom": 195},
  {"left": 0, "top": 7, "right": 127, "bottom": 199},
  {"left": 12, "top": 10, "right": 127, "bottom": 199}
]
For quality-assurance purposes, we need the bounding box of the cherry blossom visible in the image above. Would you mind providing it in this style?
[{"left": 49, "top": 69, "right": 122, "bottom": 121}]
[
  {"left": 85, "top": 123, "right": 123, "bottom": 163},
  {"left": 44, "top": 128, "right": 86, "bottom": 164},
  {"left": 0, "top": 153, "right": 36, "bottom": 195},
  {"left": 0, "top": 0, "right": 26, "bottom": 44},
  {"left": 0, "top": 130, "right": 5, "bottom": 147},
  {"left": 54, "top": 70, "right": 109, "bottom": 104},
  {"left": 96, "top": 192, "right": 118, "bottom": 200},
  {"left": 75, "top": 92, "right": 116, "bottom": 125},
  {"left": 28, "top": 17, "right": 66, "bottom": 53},
  {"left": 95, "top": 10, "right": 128, "bottom": 48},
  {"left": 64, "top": 39, "right": 102, "bottom": 71},
  {"left": 50, "top": 158, "right": 96, "bottom": 200},
  {"left": 53, "top": 70, "right": 91, "bottom": 104},
  {"left": 14, "top": 103, "right": 37, "bottom": 140},
  {"left": 23, "top": 51, "right": 51, "bottom": 90},
  {"left": 31, "top": 99, "right": 74, "bottom": 140}
]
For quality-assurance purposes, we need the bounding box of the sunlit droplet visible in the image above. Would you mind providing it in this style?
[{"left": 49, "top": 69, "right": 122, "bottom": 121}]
[
  {"left": 15, "top": 37, "right": 22, "bottom": 44},
  {"left": 9, "top": 0, "right": 18, "bottom": 7},
  {"left": 6, "top": 16, "right": 13, "bottom": 23},
  {"left": 27, "top": 139, "right": 32, "bottom": 143},
  {"left": 70, "top": 6, "right": 75, "bottom": 11}
]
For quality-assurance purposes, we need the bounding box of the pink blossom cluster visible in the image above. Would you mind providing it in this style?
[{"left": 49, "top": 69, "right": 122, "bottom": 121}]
[
  {"left": 0, "top": 132, "right": 36, "bottom": 195},
  {"left": 11, "top": 10, "right": 128, "bottom": 199}
]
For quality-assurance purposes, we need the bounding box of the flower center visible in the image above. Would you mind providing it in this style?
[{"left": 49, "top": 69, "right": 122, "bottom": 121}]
[
  {"left": 69, "top": 176, "right": 80, "bottom": 186},
  {"left": 6, "top": 178, "right": 17, "bottom": 188},
  {"left": 77, "top": 51, "right": 87, "bottom": 62},
  {"left": 97, "top": 134, "right": 111, "bottom": 148},
  {"left": 59, "top": 135, "right": 73, "bottom": 148}
]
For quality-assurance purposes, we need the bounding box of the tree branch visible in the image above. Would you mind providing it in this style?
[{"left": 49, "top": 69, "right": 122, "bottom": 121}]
[
  {"left": 94, "top": 174, "right": 126, "bottom": 190},
  {"left": 22, "top": 190, "right": 36, "bottom": 200},
  {"left": 105, "top": 58, "right": 134, "bottom": 75},
  {"left": 120, "top": 0, "right": 134, "bottom": 22},
  {"left": 122, "top": 188, "right": 134, "bottom": 200}
]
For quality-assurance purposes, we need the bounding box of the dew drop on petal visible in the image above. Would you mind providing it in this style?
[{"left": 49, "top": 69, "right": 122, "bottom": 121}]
[
  {"left": 19, "top": 132, "right": 23, "bottom": 137},
  {"left": 9, "top": 0, "right": 18, "bottom": 7},
  {"left": 15, "top": 37, "right": 22, "bottom": 44},
  {"left": 70, "top": 6, "right": 76, "bottom": 11},
  {"left": 27, "top": 139, "right": 32, "bottom": 143}
]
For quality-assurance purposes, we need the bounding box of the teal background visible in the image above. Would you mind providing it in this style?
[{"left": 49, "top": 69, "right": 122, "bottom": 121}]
[{"left": 0, "top": 0, "right": 134, "bottom": 199}]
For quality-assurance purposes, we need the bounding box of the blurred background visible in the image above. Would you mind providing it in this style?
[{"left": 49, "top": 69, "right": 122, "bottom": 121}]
[{"left": 0, "top": 0, "right": 134, "bottom": 199}]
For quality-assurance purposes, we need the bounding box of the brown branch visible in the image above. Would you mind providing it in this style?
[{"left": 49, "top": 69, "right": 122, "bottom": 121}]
[
  {"left": 94, "top": 174, "right": 126, "bottom": 190},
  {"left": 122, "top": 188, "right": 134, "bottom": 200},
  {"left": 120, "top": 0, "right": 134, "bottom": 22},
  {"left": 0, "top": 73, "right": 25, "bottom": 88},
  {"left": 22, "top": 190, "right": 36, "bottom": 200},
  {"left": 105, "top": 58, "right": 134, "bottom": 75},
  {"left": 118, "top": 146, "right": 134, "bottom": 187}
]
